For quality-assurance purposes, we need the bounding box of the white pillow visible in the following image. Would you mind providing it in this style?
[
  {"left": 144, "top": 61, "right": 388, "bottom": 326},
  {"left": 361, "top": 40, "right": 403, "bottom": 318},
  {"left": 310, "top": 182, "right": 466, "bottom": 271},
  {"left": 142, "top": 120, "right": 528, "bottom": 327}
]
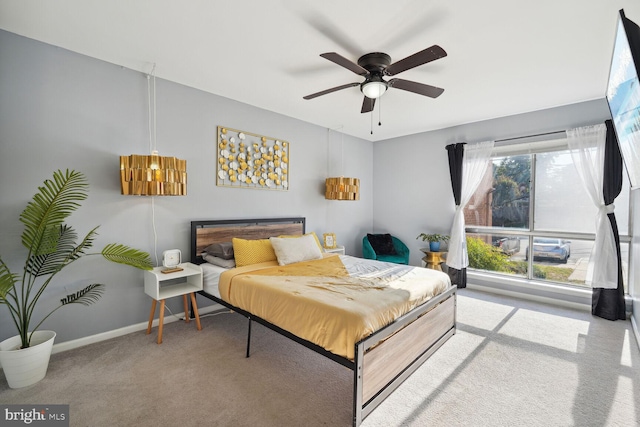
[{"left": 269, "top": 234, "right": 323, "bottom": 266}]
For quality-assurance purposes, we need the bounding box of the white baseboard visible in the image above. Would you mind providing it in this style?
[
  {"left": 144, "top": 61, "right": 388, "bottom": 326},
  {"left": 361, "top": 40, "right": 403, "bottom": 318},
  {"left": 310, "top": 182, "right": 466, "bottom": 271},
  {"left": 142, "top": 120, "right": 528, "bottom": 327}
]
[
  {"left": 467, "top": 282, "right": 591, "bottom": 312},
  {"left": 632, "top": 314, "right": 640, "bottom": 353},
  {"left": 51, "top": 303, "right": 224, "bottom": 355}
]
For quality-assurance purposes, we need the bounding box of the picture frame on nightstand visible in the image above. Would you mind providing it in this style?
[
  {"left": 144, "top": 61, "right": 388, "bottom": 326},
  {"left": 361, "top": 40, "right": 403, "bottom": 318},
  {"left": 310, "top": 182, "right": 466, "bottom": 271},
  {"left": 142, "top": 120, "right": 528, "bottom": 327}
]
[{"left": 323, "top": 233, "right": 337, "bottom": 249}]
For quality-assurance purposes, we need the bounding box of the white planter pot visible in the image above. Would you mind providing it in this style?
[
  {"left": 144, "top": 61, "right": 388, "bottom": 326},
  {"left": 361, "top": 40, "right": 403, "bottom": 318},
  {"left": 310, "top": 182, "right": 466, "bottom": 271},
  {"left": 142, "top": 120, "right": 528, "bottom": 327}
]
[{"left": 0, "top": 331, "right": 56, "bottom": 389}]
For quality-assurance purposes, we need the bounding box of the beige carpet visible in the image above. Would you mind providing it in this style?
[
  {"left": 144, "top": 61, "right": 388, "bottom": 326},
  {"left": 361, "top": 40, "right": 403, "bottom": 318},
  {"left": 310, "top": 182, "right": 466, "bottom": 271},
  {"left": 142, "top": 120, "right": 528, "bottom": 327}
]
[{"left": 1, "top": 288, "right": 639, "bottom": 426}]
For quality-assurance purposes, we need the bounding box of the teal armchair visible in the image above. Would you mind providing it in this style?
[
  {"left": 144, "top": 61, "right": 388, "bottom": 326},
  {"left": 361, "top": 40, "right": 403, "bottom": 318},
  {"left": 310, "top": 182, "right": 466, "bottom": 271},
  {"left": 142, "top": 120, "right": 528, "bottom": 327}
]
[{"left": 362, "top": 234, "right": 410, "bottom": 265}]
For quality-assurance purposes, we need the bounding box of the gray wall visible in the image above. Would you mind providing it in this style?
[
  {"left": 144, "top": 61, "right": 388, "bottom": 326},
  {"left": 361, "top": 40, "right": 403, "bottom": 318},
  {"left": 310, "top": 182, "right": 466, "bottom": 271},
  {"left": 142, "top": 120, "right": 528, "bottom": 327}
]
[
  {"left": 0, "top": 30, "right": 373, "bottom": 344},
  {"left": 632, "top": 188, "right": 640, "bottom": 332}
]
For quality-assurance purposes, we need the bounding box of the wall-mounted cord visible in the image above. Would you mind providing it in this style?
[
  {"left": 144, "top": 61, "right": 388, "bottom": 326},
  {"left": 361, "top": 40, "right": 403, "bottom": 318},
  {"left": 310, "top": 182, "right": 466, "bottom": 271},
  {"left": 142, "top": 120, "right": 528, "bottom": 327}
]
[
  {"left": 147, "top": 63, "right": 156, "bottom": 154},
  {"left": 151, "top": 196, "right": 159, "bottom": 267},
  {"left": 146, "top": 64, "right": 160, "bottom": 266},
  {"left": 340, "top": 125, "right": 344, "bottom": 175}
]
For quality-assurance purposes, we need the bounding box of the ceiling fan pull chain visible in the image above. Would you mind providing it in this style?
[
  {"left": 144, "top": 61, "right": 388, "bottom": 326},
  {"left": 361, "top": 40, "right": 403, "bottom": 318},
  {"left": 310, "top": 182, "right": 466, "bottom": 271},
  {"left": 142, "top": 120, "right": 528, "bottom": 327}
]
[
  {"left": 370, "top": 109, "right": 373, "bottom": 135},
  {"left": 379, "top": 97, "right": 382, "bottom": 127}
]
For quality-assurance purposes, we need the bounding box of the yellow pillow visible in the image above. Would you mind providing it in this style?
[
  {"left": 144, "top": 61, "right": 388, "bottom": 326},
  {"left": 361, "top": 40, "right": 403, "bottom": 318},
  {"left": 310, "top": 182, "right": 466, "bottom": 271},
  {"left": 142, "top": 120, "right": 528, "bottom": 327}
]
[
  {"left": 232, "top": 238, "right": 277, "bottom": 267},
  {"left": 278, "top": 232, "right": 324, "bottom": 252}
]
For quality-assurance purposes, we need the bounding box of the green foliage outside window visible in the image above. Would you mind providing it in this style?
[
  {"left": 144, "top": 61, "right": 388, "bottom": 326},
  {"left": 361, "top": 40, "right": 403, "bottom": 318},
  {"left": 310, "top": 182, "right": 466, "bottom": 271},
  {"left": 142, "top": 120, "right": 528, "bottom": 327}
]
[
  {"left": 466, "top": 236, "right": 512, "bottom": 272},
  {"left": 466, "top": 236, "right": 549, "bottom": 279}
]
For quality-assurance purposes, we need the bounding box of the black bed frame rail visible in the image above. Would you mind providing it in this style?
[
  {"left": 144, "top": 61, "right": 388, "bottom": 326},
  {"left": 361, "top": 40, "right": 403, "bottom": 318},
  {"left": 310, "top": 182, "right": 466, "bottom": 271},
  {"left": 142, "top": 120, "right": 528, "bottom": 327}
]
[{"left": 197, "top": 290, "right": 355, "bottom": 370}]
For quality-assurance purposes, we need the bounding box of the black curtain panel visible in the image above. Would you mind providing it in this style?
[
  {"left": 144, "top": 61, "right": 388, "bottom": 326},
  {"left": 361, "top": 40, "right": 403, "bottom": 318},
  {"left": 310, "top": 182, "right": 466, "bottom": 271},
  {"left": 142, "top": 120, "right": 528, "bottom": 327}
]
[
  {"left": 446, "top": 143, "right": 466, "bottom": 288},
  {"left": 593, "top": 120, "right": 626, "bottom": 320}
]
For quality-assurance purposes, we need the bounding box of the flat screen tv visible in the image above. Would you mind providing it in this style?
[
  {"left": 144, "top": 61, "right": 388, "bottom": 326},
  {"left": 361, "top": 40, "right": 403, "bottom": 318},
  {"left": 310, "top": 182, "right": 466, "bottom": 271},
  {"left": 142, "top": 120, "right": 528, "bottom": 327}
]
[{"left": 606, "top": 9, "right": 640, "bottom": 189}]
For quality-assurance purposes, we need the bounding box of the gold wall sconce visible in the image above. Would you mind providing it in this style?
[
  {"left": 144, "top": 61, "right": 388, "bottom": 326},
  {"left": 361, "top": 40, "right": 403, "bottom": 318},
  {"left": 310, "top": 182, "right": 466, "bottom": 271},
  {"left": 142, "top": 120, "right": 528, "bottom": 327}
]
[
  {"left": 325, "top": 177, "right": 359, "bottom": 200},
  {"left": 120, "top": 151, "right": 187, "bottom": 196}
]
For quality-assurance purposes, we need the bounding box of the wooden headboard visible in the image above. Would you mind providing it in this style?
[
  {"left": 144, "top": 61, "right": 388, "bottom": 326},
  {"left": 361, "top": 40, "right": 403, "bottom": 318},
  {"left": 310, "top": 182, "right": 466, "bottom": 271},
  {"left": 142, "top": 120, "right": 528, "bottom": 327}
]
[{"left": 190, "top": 217, "right": 306, "bottom": 264}]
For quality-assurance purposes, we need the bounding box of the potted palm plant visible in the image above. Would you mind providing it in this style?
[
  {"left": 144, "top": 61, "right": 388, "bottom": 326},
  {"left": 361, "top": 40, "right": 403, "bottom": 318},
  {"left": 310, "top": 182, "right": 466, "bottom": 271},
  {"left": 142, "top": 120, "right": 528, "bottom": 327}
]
[
  {"left": 0, "top": 169, "right": 152, "bottom": 388},
  {"left": 416, "top": 233, "right": 450, "bottom": 252}
]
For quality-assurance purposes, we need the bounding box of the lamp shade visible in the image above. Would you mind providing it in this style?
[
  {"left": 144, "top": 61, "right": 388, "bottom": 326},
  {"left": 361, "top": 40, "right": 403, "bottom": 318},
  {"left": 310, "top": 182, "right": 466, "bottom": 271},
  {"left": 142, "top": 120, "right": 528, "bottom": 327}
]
[
  {"left": 325, "top": 177, "right": 359, "bottom": 200},
  {"left": 361, "top": 80, "right": 387, "bottom": 99},
  {"left": 120, "top": 153, "right": 187, "bottom": 196}
]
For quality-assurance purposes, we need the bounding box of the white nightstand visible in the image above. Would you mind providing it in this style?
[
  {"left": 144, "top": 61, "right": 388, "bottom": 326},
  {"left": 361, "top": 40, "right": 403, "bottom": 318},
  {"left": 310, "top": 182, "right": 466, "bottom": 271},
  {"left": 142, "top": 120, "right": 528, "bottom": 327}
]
[
  {"left": 324, "top": 245, "right": 345, "bottom": 255},
  {"left": 144, "top": 262, "right": 203, "bottom": 344}
]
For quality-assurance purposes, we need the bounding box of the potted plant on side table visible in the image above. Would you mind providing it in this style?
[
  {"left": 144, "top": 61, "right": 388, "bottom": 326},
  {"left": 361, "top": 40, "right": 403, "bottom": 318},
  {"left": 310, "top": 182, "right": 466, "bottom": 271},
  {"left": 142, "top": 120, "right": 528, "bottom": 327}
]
[
  {"left": 416, "top": 233, "right": 450, "bottom": 252},
  {"left": 0, "top": 169, "right": 152, "bottom": 388}
]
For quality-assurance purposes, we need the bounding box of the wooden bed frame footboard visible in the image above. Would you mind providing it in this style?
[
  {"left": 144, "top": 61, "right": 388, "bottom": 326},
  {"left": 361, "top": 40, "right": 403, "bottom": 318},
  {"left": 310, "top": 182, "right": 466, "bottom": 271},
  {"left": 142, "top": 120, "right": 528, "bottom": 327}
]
[
  {"left": 354, "top": 285, "right": 456, "bottom": 426},
  {"left": 190, "top": 218, "right": 457, "bottom": 426}
]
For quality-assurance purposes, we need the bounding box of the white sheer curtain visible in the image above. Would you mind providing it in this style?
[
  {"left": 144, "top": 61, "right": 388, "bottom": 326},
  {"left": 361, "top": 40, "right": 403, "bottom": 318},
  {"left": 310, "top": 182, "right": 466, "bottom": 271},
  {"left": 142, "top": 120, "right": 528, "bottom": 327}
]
[
  {"left": 567, "top": 124, "right": 618, "bottom": 289},
  {"left": 448, "top": 140, "right": 494, "bottom": 269}
]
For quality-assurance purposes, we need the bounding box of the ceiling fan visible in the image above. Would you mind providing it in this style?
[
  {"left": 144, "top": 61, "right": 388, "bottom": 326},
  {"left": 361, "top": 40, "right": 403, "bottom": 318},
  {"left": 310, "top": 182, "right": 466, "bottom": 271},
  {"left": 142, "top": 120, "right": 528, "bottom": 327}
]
[{"left": 303, "top": 45, "right": 447, "bottom": 113}]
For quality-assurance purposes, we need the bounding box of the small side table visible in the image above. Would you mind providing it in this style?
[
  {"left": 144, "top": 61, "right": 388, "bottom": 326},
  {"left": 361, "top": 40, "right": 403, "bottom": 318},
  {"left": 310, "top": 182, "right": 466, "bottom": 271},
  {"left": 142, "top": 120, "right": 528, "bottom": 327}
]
[
  {"left": 324, "top": 245, "right": 345, "bottom": 255},
  {"left": 143, "top": 262, "right": 203, "bottom": 344},
  {"left": 420, "top": 248, "right": 447, "bottom": 271}
]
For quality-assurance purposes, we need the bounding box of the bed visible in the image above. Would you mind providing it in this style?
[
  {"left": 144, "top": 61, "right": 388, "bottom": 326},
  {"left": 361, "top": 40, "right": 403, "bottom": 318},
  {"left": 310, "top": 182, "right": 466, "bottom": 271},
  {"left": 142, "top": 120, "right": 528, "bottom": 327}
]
[{"left": 190, "top": 217, "right": 456, "bottom": 426}]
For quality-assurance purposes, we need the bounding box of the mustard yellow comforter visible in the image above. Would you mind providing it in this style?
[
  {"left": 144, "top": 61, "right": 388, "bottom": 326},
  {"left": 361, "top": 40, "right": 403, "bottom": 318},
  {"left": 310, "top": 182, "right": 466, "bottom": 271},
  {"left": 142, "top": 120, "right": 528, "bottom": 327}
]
[{"left": 218, "top": 254, "right": 451, "bottom": 360}]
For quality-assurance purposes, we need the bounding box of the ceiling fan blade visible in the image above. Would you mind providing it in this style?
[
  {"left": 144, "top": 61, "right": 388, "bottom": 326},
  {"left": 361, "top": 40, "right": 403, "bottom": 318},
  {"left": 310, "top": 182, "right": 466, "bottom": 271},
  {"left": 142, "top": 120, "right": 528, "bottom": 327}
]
[
  {"left": 361, "top": 97, "right": 375, "bottom": 113},
  {"left": 303, "top": 82, "right": 360, "bottom": 100},
  {"left": 320, "top": 52, "right": 369, "bottom": 76},
  {"left": 385, "top": 45, "right": 447, "bottom": 76},
  {"left": 388, "top": 78, "right": 444, "bottom": 98},
  {"left": 297, "top": 9, "right": 362, "bottom": 58}
]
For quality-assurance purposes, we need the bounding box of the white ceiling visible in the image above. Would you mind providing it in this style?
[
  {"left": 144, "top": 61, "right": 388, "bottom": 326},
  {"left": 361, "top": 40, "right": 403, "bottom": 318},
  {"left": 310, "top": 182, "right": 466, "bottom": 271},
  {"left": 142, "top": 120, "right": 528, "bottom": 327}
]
[{"left": 1, "top": 0, "right": 639, "bottom": 141}]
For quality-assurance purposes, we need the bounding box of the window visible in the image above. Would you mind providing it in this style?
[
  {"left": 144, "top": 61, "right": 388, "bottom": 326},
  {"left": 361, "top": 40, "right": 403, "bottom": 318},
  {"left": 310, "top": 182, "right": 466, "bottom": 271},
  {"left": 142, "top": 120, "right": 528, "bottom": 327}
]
[{"left": 465, "top": 139, "right": 631, "bottom": 293}]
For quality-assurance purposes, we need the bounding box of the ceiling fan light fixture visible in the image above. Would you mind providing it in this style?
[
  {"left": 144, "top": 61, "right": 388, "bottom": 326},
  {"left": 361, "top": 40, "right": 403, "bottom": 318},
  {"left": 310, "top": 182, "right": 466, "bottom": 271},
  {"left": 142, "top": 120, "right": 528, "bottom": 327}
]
[{"left": 361, "top": 80, "right": 387, "bottom": 99}]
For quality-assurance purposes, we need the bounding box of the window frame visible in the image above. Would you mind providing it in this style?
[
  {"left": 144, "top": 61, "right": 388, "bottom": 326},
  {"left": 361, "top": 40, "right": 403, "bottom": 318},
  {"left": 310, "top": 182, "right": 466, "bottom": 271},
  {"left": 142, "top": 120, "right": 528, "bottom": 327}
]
[{"left": 464, "top": 135, "right": 632, "bottom": 293}]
